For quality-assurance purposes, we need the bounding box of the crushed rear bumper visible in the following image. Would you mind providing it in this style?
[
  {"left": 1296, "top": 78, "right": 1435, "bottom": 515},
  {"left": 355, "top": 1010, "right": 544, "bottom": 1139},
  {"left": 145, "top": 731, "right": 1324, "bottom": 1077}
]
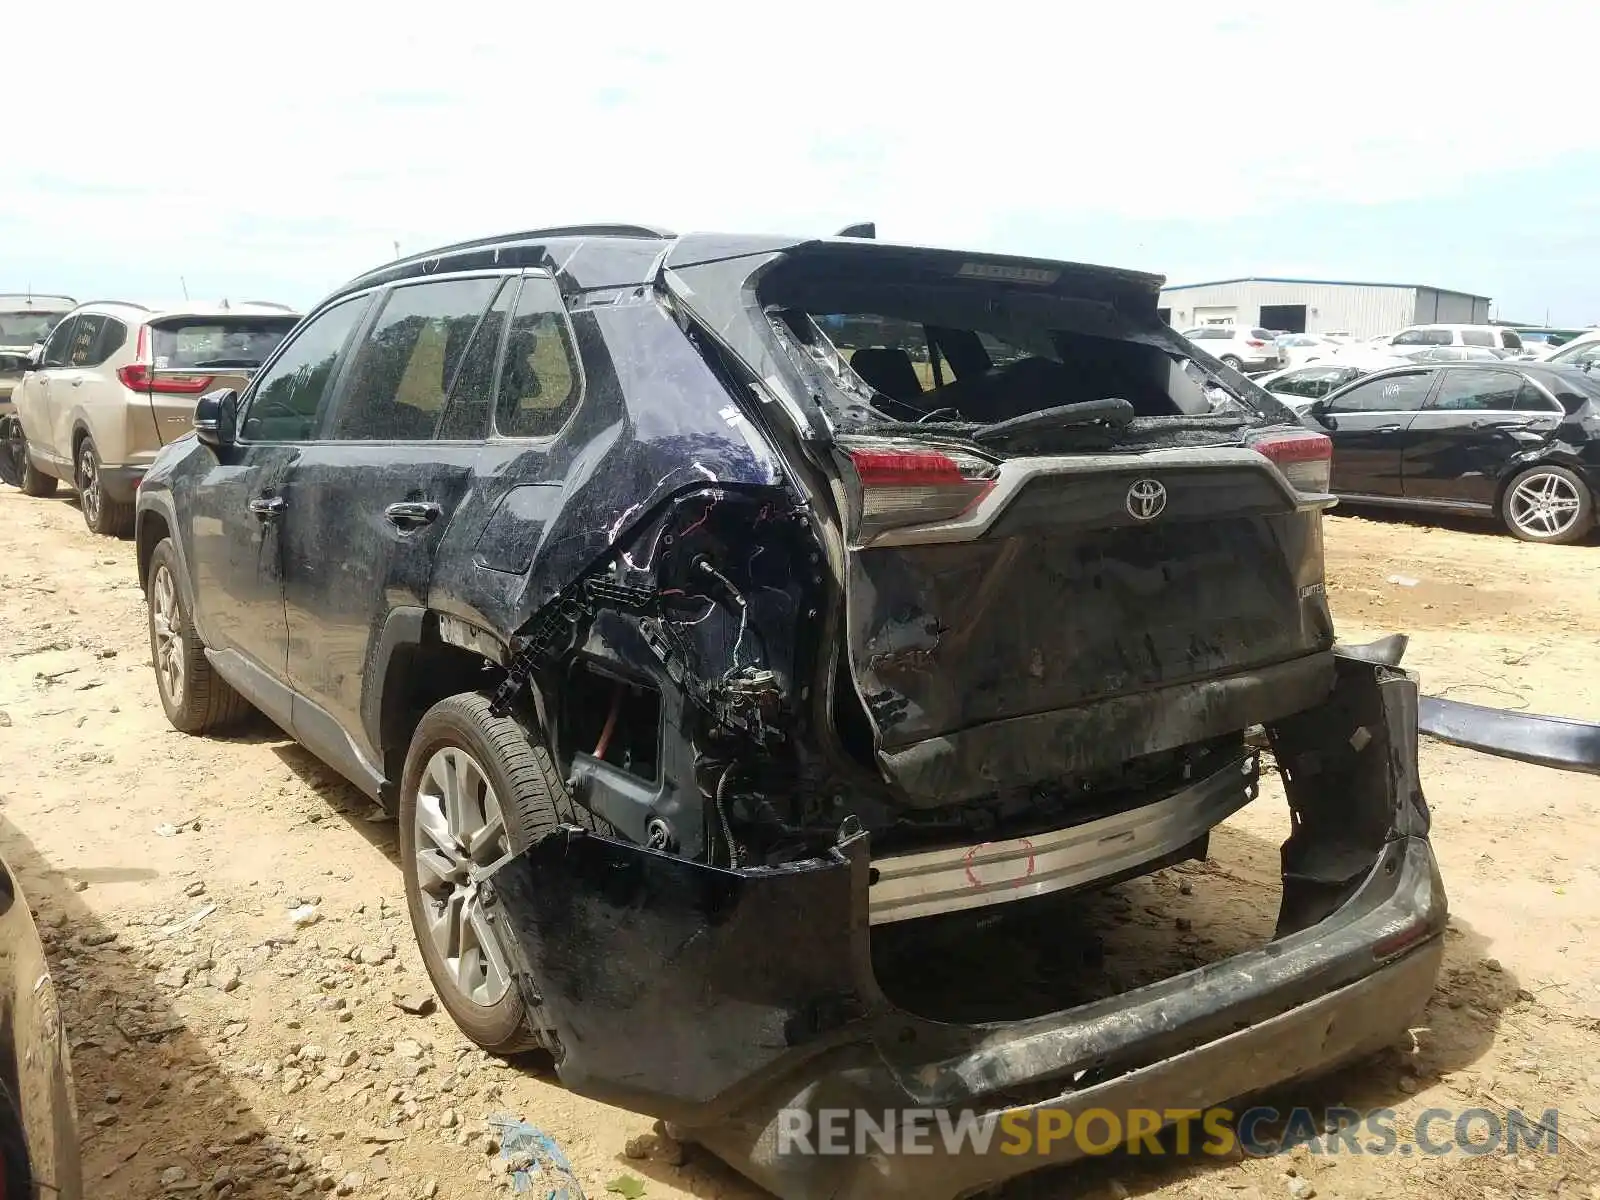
[{"left": 484, "top": 652, "right": 1445, "bottom": 1200}]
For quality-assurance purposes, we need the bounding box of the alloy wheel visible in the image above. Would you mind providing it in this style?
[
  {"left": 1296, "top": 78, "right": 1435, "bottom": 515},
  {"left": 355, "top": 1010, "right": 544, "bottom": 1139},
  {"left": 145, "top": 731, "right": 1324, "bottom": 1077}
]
[
  {"left": 412, "top": 747, "right": 514, "bottom": 1007},
  {"left": 77, "top": 442, "right": 101, "bottom": 527},
  {"left": 150, "top": 565, "right": 185, "bottom": 706},
  {"left": 1508, "top": 471, "right": 1583, "bottom": 540}
]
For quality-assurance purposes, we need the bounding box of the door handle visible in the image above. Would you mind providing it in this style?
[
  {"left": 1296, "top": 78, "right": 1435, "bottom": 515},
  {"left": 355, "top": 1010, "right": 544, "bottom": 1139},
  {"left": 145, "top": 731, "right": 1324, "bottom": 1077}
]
[
  {"left": 384, "top": 501, "right": 442, "bottom": 530},
  {"left": 69, "top": 378, "right": 83, "bottom": 387},
  {"left": 248, "top": 494, "right": 286, "bottom": 521},
  {"left": 1373, "top": 424, "right": 1402, "bottom": 434}
]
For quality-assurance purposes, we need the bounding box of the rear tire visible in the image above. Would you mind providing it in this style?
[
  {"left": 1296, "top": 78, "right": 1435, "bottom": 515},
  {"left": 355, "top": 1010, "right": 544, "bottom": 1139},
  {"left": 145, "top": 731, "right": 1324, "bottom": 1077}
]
[
  {"left": 5, "top": 419, "right": 58, "bottom": 497},
  {"left": 1499, "top": 465, "right": 1594, "bottom": 545},
  {"left": 146, "top": 538, "right": 253, "bottom": 733},
  {"left": 399, "top": 692, "right": 616, "bottom": 1056},
  {"left": 76, "top": 435, "right": 132, "bottom": 536}
]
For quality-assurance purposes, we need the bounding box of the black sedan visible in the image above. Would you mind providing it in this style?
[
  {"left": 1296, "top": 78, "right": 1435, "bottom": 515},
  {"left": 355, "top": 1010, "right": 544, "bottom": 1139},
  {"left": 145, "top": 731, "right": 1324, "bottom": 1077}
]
[{"left": 1302, "top": 361, "right": 1600, "bottom": 543}]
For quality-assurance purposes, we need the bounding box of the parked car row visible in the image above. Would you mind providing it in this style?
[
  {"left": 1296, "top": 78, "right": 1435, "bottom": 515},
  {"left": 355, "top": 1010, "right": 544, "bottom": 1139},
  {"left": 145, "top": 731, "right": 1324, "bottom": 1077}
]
[
  {"left": 1300, "top": 359, "right": 1600, "bottom": 544},
  {"left": 7, "top": 225, "right": 1457, "bottom": 1200},
  {"left": 0, "top": 299, "right": 301, "bottom": 532},
  {"left": 0, "top": 295, "right": 76, "bottom": 409}
]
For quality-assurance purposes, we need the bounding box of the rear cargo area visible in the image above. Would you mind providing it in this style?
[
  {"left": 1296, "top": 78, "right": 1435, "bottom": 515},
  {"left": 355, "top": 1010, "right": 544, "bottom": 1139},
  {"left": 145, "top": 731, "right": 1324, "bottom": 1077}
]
[{"left": 743, "top": 242, "right": 1338, "bottom": 806}]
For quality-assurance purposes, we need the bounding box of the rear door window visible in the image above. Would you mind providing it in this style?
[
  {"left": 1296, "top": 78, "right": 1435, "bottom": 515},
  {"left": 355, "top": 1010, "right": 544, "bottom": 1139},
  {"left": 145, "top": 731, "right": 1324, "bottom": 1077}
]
[
  {"left": 241, "top": 296, "right": 371, "bottom": 443},
  {"left": 1459, "top": 329, "right": 1495, "bottom": 347},
  {"left": 1328, "top": 372, "right": 1435, "bottom": 413},
  {"left": 437, "top": 279, "right": 517, "bottom": 440},
  {"left": 65, "top": 315, "right": 107, "bottom": 366},
  {"left": 1511, "top": 381, "right": 1560, "bottom": 413},
  {"left": 494, "top": 275, "right": 583, "bottom": 440},
  {"left": 152, "top": 318, "right": 298, "bottom": 371},
  {"left": 1429, "top": 369, "right": 1521, "bottom": 410},
  {"left": 324, "top": 277, "right": 501, "bottom": 442},
  {"left": 92, "top": 317, "right": 128, "bottom": 364}
]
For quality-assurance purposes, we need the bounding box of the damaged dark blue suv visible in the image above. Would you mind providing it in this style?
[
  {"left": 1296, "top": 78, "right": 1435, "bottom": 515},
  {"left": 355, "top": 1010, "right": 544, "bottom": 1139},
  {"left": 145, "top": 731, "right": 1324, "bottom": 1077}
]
[{"left": 134, "top": 224, "right": 1445, "bottom": 1200}]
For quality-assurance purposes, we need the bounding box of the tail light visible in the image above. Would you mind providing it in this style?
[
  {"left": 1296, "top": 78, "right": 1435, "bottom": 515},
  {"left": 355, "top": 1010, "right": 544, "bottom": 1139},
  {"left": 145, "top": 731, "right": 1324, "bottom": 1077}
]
[
  {"left": 116, "top": 326, "right": 214, "bottom": 394},
  {"left": 1250, "top": 430, "right": 1332, "bottom": 494},
  {"left": 841, "top": 440, "right": 997, "bottom": 541},
  {"left": 1245, "top": 338, "right": 1267, "bottom": 348}
]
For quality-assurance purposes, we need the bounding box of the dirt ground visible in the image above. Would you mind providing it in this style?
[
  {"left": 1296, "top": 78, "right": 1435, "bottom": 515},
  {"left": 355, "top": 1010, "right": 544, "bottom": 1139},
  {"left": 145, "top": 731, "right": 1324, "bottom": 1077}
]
[{"left": 0, "top": 490, "right": 1597, "bottom": 1200}]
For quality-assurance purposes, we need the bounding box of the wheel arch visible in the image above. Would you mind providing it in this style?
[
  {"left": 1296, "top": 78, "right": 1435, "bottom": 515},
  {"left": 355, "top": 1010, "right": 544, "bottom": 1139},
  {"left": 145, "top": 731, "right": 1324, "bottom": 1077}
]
[
  {"left": 368, "top": 609, "right": 511, "bottom": 804},
  {"left": 1493, "top": 452, "right": 1594, "bottom": 511},
  {"left": 135, "top": 509, "right": 171, "bottom": 589}
]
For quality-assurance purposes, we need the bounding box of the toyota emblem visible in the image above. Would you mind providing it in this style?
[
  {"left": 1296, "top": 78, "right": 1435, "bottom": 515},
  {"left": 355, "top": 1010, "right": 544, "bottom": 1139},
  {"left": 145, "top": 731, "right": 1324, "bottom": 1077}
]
[{"left": 1126, "top": 478, "right": 1167, "bottom": 520}]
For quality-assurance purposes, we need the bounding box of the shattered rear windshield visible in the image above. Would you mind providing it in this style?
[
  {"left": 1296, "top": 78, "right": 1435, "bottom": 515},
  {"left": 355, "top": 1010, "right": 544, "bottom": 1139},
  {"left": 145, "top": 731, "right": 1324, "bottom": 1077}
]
[{"left": 756, "top": 269, "right": 1280, "bottom": 447}]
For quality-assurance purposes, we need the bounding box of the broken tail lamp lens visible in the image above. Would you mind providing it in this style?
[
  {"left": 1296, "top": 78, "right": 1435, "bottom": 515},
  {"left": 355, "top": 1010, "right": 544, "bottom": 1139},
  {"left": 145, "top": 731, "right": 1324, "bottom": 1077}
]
[
  {"left": 843, "top": 442, "right": 997, "bottom": 540},
  {"left": 1250, "top": 430, "right": 1332, "bottom": 494}
]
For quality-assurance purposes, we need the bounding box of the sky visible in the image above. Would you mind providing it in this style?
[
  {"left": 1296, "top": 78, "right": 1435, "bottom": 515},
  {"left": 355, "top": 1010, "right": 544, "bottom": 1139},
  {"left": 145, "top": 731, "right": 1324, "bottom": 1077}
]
[{"left": 7, "top": 0, "right": 1600, "bottom": 325}]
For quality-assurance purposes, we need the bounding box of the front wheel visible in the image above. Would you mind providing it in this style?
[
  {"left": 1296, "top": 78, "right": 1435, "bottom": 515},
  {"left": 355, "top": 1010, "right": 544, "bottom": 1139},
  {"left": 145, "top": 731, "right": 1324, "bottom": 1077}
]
[
  {"left": 76, "top": 436, "right": 132, "bottom": 536},
  {"left": 146, "top": 538, "right": 252, "bottom": 732},
  {"left": 1500, "top": 465, "right": 1594, "bottom": 544},
  {"left": 1220, "top": 355, "right": 1243, "bottom": 371}
]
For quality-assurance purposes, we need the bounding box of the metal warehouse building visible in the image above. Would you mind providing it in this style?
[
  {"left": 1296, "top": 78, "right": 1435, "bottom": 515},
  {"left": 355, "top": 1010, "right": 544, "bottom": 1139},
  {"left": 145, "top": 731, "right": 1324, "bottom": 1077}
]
[{"left": 1156, "top": 277, "right": 1492, "bottom": 339}]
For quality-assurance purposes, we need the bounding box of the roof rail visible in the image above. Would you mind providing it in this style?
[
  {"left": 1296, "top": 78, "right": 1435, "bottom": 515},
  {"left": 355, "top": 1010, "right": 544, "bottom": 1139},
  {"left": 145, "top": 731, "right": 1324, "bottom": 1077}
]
[
  {"left": 0, "top": 294, "right": 77, "bottom": 306},
  {"left": 77, "top": 300, "right": 152, "bottom": 311},
  {"left": 398, "top": 223, "right": 675, "bottom": 264},
  {"left": 240, "top": 301, "right": 300, "bottom": 312}
]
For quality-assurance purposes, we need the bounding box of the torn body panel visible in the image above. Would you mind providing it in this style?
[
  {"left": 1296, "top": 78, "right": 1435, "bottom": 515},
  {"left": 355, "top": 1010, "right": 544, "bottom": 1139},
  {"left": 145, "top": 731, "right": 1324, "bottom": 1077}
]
[{"left": 483, "top": 651, "right": 1445, "bottom": 1200}]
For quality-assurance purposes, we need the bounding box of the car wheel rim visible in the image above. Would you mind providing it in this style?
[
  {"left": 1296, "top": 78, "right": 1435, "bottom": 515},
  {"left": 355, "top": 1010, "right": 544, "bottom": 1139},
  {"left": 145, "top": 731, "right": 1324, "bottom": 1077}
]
[
  {"left": 78, "top": 445, "right": 100, "bottom": 525},
  {"left": 1508, "top": 472, "right": 1582, "bottom": 539},
  {"left": 413, "top": 746, "right": 513, "bottom": 1007},
  {"left": 151, "top": 565, "right": 185, "bottom": 705}
]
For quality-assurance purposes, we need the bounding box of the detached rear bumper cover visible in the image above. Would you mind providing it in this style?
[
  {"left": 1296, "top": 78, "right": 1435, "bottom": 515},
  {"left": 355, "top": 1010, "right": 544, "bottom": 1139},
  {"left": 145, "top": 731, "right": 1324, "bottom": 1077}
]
[
  {"left": 1420, "top": 695, "right": 1600, "bottom": 775},
  {"left": 486, "top": 654, "right": 1445, "bottom": 1200}
]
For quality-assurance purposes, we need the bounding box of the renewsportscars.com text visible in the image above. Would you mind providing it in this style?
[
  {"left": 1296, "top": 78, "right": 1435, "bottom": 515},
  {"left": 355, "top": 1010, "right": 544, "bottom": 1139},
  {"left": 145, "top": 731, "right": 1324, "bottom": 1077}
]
[{"left": 775, "top": 1105, "right": 1563, "bottom": 1159}]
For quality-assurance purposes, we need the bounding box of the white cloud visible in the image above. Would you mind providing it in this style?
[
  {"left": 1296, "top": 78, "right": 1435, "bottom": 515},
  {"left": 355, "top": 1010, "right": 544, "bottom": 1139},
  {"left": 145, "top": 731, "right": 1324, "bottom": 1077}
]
[{"left": 7, "top": 0, "right": 1599, "bottom": 305}]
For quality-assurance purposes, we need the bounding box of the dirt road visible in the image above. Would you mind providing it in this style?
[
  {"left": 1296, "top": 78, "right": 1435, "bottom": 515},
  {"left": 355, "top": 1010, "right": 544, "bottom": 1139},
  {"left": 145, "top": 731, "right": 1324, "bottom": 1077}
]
[{"left": 0, "top": 490, "right": 1596, "bottom": 1200}]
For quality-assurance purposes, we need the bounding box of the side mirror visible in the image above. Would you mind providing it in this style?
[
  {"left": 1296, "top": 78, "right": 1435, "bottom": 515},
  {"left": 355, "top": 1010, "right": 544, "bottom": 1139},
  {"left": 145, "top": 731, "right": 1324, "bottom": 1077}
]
[
  {"left": 1308, "top": 399, "right": 1336, "bottom": 428},
  {"left": 194, "top": 388, "right": 239, "bottom": 451}
]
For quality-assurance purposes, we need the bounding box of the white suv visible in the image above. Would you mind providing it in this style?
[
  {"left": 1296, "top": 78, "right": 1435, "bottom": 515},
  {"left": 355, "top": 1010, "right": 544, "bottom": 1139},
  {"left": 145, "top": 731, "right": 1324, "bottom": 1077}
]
[
  {"left": 1380, "top": 324, "right": 1525, "bottom": 355},
  {"left": 1179, "top": 325, "right": 1283, "bottom": 372},
  {"left": 10, "top": 300, "right": 300, "bottom": 534}
]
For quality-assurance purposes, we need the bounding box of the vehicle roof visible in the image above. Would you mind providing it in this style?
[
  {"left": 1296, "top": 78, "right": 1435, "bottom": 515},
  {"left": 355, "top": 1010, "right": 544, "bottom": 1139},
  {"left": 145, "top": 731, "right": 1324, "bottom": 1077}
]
[
  {"left": 72, "top": 299, "right": 302, "bottom": 321},
  {"left": 1402, "top": 323, "right": 1505, "bottom": 332},
  {"left": 327, "top": 224, "right": 1168, "bottom": 309},
  {"left": 1363, "top": 359, "right": 1579, "bottom": 379},
  {"left": 0, "top": 294, "right": 75, "bottom": 310}
]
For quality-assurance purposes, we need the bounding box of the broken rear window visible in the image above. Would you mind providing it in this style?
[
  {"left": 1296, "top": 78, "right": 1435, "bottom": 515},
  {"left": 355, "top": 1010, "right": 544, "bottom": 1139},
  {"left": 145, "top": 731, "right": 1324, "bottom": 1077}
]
[{"left": 757, "top": 253, "right": 1279, "bottom": 446}]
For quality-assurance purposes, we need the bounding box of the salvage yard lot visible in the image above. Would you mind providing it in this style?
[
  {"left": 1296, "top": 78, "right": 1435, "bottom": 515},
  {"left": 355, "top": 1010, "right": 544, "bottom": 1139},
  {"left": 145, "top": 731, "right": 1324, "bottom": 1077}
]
[{"left": 0, "top": 489, "right": 1596, "bottom": 1200}]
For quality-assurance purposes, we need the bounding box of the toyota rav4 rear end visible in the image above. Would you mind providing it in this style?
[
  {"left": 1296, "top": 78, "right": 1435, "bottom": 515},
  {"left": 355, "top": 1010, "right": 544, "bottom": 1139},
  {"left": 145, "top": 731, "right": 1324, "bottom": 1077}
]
[{"left": 480, "top": 234, "right": 1444, "bottom": 1200}]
